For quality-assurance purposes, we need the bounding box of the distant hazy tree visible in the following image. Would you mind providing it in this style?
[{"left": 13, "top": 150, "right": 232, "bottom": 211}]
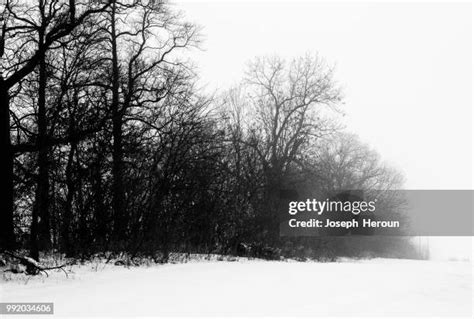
[
  {"left": 307, "top": 133, "right": 404, "bottom": 193},
  {"left": 225, "top": 55, "right": 343, "bottom": 242},
  {"left": 304, "top": 132, "right": 406, "bottom": 227},
  {"left": 286, "top": 133, "right": 406, "bottom": 257}
]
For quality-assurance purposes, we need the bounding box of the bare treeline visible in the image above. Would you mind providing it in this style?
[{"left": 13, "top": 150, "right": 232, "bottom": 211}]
[{"left": 0, "top": 0, "right": 405, "bottom": 262}]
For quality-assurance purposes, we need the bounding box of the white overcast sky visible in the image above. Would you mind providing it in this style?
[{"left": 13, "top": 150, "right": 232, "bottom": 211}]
[{"left": 175, "top": 1, "right": 472, "bottom": 190}]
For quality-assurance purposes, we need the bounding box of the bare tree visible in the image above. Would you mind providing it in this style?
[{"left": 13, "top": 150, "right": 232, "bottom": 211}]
[
  {"left": 307, "top": 132, "right": 405, "bottom": 193},
  {"left": 0, "top": 0, "right": 110, "bottom": 250},
  {"left": 104, "top": 0, "right": 199, "bottom": 241},
  {"left": 223, "top": 55, "right": 342, "bottom": 241},
  {"left": 304, "top": 132, "right": 406, "bottom": 236}
]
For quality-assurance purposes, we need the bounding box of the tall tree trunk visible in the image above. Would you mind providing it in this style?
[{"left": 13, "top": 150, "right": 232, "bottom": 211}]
[
  {"left": 0, "top": 77, "right": 16, "bottom": 249},
  {"left": 110, "top": 1, "right": 126, "bottom": 241},
  {"left": 37, "top": 57, "right": 51, "bottom": 250},
  {"left": 89, "top": 135, "right": 108, "bottom": 247},
  {"left": 31, "top": 29, "right": 50, "bottom": 260},
  {"left": 62, "top": 141, "right": 76, "bottom": 257},
  {"left": 93, "top": 151, "right": 108, "bottom": 247}
]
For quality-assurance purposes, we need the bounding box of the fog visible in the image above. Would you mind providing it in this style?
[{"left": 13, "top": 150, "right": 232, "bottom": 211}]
[{"left": 177, "top": 1, "right": 473, "bottom": 261}]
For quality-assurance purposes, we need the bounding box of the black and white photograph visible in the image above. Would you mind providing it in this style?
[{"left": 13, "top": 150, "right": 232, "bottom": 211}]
[{"left": 0, "top": 0, "right": 472, "bottom": 317}]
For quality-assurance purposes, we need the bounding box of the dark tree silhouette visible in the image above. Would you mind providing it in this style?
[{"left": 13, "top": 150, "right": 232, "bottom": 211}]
[
  {"left": 0, "top": 0, "right": 110, "bottom": 252},
  {"left": 0, "top": 1, "right": 408, "bottom": 265}
]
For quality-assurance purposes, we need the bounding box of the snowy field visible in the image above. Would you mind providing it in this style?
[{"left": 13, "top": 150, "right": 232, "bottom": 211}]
[{"left": 1, "top": 258, "right": 472, "bottom": 317}]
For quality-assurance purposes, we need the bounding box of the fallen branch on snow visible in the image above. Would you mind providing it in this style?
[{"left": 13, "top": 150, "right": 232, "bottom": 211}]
[{"left": 2, "top": 251, "right": 68, "bottom": 277}]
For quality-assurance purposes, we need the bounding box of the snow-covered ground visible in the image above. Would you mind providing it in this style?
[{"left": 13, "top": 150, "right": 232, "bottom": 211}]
[{"left": 1, "top": 258, "right": 472, "bottom": 317}]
